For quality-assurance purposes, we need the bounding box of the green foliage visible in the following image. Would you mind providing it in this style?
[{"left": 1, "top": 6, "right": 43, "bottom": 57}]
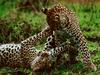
[{"left": 0, "top": 4, "right": 45, "bottom": 43}]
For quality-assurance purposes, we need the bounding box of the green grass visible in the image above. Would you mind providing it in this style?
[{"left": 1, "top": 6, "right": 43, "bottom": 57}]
[{"left": 0, "top": 1, "right": 100, "bottom": 75}]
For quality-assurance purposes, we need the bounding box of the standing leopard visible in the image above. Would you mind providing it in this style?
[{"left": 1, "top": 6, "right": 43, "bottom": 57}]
[{"left": 42, "top": 3, "right": 97, "bottom": 71}]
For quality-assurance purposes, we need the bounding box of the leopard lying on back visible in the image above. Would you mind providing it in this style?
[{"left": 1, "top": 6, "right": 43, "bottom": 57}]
[
  {"left": 0, "top": 26, "right": 70, "bottom": 69},
  {"left": 0, "top": 36, "right": 71, "bottom": 69},
  {"left": 0, "top": 34, "right": 76, "bottom": 72},
  {"left": 0, "top": 26, "right": 52, "bottom": 68}
]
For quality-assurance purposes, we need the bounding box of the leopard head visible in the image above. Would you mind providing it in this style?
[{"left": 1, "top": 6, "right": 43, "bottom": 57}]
[
  {"left": 31, "top": 51, "right": 52, "bottom": 71},
  {"left": 42, "top": 4, "right": 69, "bottom": 31}
]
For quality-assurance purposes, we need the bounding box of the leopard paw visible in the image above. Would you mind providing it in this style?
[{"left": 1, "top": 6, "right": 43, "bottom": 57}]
[{"left": 86, "top": 62, "right": 97, "bottom": 71}]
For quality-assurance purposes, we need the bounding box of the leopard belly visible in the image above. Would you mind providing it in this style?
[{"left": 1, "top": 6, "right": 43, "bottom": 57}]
[
  {"left": 0, "top": 44, "right": 37, "bottom": 68},
  {"left": 0, "top": 44, "right": 23, "bottom": 68}
]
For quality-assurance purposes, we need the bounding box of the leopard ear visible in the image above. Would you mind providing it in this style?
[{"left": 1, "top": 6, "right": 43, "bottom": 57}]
[
  {"left": 41, "top": 52, "right": 49, "bottom": 57},
  {"left": 41, "top": 8, "right": 49, "bottom": 15}
]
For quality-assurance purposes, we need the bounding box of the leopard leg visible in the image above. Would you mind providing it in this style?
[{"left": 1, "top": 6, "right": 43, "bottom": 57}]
[
  {"left": 21, "top": 26, "right": 52, "bottom": 48},
  {"left": 21, "top": 26, "right": 53, "bottom": 66},
  {"left": 67, "top": 45, "right": 78, "bottom": 64}
]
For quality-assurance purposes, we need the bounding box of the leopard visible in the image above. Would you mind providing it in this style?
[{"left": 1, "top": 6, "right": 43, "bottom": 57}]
[
  {"left": 0, "top": 26, "right": 52, "bottom": 68},
  {"left": 42, "top": 3, "right": 97, "bottom": 71},
  {"left": 0, "top": 25, "right": 78, "bottom": 75},
  {"left": 0, "top": 24, "right": 73, "bottom": 74},
  {"left": 0, "top": 28, "right": 76, "bottom": 75}
]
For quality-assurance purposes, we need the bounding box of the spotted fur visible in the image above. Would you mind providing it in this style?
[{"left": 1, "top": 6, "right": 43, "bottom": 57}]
[
  {"left": 42, "top": 4, "right": 96, "bottom": 71},
  {"left": 0, "top": 26, "right": 52, "bottom": 68},
  {"left": 0, "top": 43, "right": 38, "bottom": 68},
  {"left": 31, "top": 34, "right": 78, "bottom": 72},
  {"left": 20, "top": 26, "right": 53, "bottom": 67},
  {"left": 21, "top": 26, "right": 52, "bottom": 47}
]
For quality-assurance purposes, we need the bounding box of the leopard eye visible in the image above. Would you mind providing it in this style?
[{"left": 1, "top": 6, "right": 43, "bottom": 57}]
[
  {"left": 55, "top": 14, "right": 59, "bottom": 18},
  {"left": 54, "top": 14, "right": 59, "bottom": 21}
]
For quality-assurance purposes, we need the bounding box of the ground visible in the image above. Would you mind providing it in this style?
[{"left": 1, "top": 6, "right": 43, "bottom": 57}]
[{"left": 0, "top": 1, "right": 100, "bottom": 75}]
